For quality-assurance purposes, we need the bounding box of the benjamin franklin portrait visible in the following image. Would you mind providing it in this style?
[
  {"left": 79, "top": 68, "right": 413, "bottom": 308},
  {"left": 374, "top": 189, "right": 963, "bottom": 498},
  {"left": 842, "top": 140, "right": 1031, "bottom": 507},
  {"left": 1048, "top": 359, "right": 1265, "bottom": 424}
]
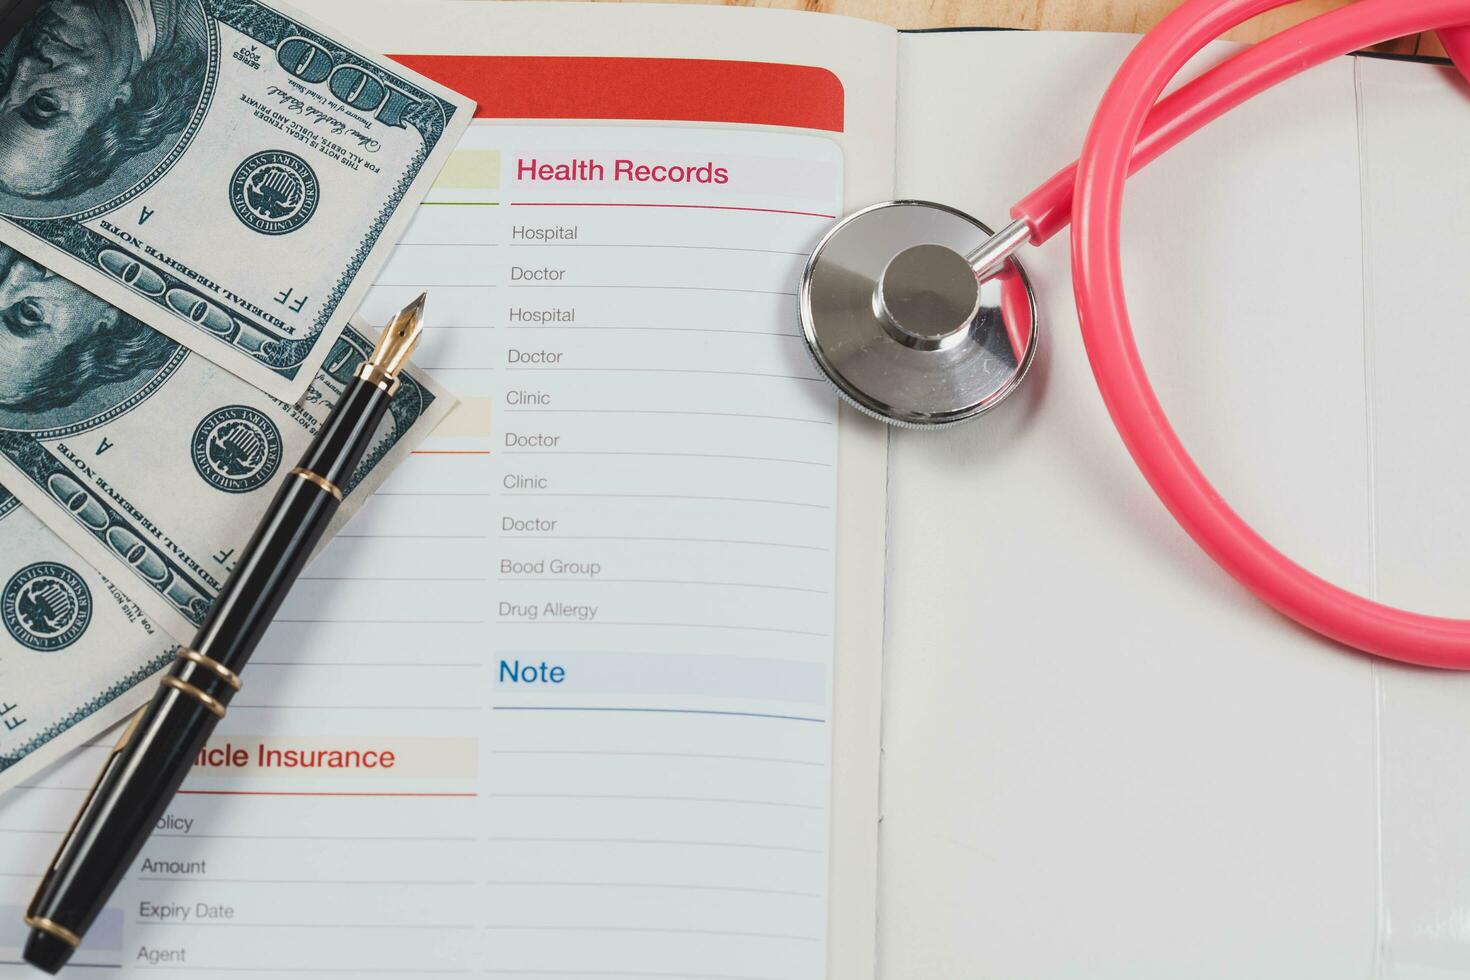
[
  {"left": 0, "top": 243, "right": 177, "bottom": 429},
  {"left": 0, "top": 0, "right": 209, "bottom": 212}
]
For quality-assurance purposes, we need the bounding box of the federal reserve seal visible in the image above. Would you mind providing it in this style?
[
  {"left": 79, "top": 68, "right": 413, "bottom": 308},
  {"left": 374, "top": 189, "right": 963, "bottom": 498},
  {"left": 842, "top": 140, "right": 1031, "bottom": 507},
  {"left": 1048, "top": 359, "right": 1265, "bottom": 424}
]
[
  {"left": 192, "top": 406, "right": 284, "bottom": 493},
  {"left": 228, "top": 151, "right": 321, "bottom": 235},
  {"left": 3, "top": 563, "right": 93, "bottom": 652}
]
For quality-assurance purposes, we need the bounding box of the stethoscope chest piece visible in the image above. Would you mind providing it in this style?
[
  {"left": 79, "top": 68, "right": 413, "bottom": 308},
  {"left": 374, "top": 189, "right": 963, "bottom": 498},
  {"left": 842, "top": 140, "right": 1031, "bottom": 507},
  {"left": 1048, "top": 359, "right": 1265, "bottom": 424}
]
[{"left": 799, "top": 200, "right": 1038, "bottom": 427}]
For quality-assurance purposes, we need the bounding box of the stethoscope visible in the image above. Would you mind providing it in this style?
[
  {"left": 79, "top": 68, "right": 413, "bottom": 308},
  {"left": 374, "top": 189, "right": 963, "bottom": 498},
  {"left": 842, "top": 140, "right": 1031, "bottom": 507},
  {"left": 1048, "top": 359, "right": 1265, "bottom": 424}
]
[{"left": 798, "top": 0, "right": 1470, "bottom": 670}]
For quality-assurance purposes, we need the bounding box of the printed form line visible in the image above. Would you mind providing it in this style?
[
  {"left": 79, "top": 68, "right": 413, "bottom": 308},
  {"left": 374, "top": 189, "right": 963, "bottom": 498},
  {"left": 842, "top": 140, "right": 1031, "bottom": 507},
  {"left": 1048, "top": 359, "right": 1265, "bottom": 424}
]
[
  {"left": 506, "top": 284, "right": 797, "bottom": 296},
  {"left": 483, "top": 880, "right": 821, "bottom": 898},
  {"left": 507, "top": 241, "right": 807, "bottom": 256},
  {"left": 133, "top": 922, "right": 475, "bottom": 930},
  {"left": 135, "top": 877, "right": 475, "bottom": 886},
  {"left": 479, "top": 924, "right": 819, "bottom": 942},
  {"left": 493, "top": 706, "right": 825, "bottom": 723},
  {"left": 498, "top": 450, "right": 831, "bottom": 466},
  {"left": 128, "top": 968, "right": 471, "bottom": 975},
  {"left": 486, "top": 792, "right": 821, "bottom": 809},
  {"left": 492, "top": 749, "right": 821, "bottom": 766},
  {"left": 175, "top": 790, "right": 478, "bottom": 798},
  {"left": 497, "top": 492, "right": 830, "bottom": 509},
  {"left": 154, "top": 833, "right": 476, "bottom": 843},
  {"left": 505, "top": 324, "right": 801, "bottom": 337},
  {"left": 495, "top": 620, "right": 828, "bottom": 637},
  {"left": 496, "top": 576, "right": 828, "bottom": 594},
  {"left": 510, "top": 201, "right": 836, "bottom": 219},
  {"left": 225, "top": 705, "right": 482, "bottom": 712},
  {"left": 483, "top": 837, "right": 820, "bottom": 855},
  {"left": 497, "top": 534, "right": 828, "bottom": 551},
  {"left": 479, "top": 970, "right": 784, "bottom": 980},
  {"left": 503, "top": 366, "right": 825, "bottom": 382},
  {"left": 501, "top": 408, "right": 831, "bottom": 425}
]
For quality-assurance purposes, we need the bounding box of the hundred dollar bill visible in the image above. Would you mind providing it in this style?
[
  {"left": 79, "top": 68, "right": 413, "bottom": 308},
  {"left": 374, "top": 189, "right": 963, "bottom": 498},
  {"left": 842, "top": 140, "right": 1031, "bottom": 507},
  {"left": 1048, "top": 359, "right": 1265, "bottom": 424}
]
[
  {"left": 0, "top": 0, "right": 472, "bottom": 401},
  {"left": 0, "top": 244, "right": 455, "bottom": 639},
  {"left": 0, "top": 485, "right": 179, "bottom": 794}
]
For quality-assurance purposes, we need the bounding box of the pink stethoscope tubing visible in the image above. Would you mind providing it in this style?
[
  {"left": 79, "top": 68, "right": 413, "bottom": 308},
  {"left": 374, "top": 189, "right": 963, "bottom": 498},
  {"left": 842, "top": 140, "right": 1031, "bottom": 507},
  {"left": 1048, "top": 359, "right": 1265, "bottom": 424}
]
[{"left": 1007, "top": 0, "right": 1470, "bottom": 668}]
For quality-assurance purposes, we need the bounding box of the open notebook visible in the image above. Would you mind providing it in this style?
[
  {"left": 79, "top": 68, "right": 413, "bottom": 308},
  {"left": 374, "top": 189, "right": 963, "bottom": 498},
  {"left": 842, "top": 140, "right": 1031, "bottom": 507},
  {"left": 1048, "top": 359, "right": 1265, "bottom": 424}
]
[{"left": 2, "top": 3, "right": 1468, "bottom": 978}]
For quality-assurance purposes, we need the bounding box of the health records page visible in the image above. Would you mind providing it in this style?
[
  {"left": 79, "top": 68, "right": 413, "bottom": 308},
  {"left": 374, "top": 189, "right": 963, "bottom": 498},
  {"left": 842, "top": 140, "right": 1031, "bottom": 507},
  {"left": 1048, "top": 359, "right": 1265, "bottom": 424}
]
[{"left": 0, "top": 5, "right": 898, "bottom": 979}]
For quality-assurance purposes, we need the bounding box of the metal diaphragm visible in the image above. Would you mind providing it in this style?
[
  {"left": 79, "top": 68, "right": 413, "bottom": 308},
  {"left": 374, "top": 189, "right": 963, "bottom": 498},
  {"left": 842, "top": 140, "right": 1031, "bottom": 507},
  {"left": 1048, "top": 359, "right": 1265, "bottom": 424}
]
[{"left": 798, "top": 200, "right": 1039, "bottom": 428}]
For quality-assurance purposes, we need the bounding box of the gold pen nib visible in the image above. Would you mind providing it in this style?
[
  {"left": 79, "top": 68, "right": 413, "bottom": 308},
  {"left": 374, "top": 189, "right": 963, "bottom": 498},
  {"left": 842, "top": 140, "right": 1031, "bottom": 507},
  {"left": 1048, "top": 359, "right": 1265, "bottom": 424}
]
[{"left": 367, "top": 292, "right": 427, "bottom": 382}]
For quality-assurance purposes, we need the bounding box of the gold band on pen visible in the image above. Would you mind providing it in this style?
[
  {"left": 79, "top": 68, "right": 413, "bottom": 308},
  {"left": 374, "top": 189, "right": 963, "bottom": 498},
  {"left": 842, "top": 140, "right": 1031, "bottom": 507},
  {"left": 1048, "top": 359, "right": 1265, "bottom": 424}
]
[
  {"left": 354, "top": 362, "right": 400, "bottom": 396},
  {"left": 176, "top": 648, "right": 242, "bottom": 691},
  {"left": 160, "top": 675, "right": 226, "bottom": 719},
  {"left": 290, "top": 467, "right": 343, "bottom": 502},
  {"left": 24, "top": 916, "right": 81, "bottom": 948}
]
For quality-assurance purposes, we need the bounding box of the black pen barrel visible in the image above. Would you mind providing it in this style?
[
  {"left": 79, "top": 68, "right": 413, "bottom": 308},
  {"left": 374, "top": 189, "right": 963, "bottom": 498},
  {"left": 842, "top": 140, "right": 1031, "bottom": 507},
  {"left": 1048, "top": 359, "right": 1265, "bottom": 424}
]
[
  {"left": 23, "top": 377, "right": 393, "bottom": 973},
  {"left": 23, "top": 681, "right": 220, "bottom": 974},
  {"left": 190, "top": 378, "right": 392, "bottom": 672}
]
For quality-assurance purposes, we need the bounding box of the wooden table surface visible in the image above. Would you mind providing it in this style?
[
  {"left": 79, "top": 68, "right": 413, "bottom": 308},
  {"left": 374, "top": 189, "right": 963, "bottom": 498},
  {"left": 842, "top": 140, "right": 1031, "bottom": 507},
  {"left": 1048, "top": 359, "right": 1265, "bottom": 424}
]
[{"left": 606, "top": 0, "right": 1444, "bottom": 57}]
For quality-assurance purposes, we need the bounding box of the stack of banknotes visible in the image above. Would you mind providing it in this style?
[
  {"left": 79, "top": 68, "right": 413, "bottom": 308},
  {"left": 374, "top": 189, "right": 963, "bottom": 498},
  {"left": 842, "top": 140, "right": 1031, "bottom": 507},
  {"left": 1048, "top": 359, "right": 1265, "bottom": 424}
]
[{"left": 0, "top": 0, "right": 474, "bottom": 790}]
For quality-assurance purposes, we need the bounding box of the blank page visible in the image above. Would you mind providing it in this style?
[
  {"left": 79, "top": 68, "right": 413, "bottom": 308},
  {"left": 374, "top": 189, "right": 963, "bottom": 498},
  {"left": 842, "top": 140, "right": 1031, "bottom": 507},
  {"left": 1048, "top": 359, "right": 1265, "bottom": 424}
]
[
  {"left": 1356, "top": 55, "right": 1470, "bottom": 980},
  {"left": 883, "top": 30, "right": 1467, "bottom": 978}
]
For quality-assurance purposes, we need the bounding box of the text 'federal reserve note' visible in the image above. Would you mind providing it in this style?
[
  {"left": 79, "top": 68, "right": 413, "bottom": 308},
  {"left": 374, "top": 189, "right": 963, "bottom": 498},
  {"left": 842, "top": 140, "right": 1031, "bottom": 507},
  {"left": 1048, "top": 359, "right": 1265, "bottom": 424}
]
[{"left": 0, "top": 0, "right": 473, "bottom": 400}]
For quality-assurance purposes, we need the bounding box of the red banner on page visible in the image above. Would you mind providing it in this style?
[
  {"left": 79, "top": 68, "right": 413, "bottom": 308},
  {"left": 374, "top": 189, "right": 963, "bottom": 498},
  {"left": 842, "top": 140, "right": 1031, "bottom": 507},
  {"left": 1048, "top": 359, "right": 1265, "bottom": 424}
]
[{"left": 390, "top": 55, "right": 845, "bottom": 133}]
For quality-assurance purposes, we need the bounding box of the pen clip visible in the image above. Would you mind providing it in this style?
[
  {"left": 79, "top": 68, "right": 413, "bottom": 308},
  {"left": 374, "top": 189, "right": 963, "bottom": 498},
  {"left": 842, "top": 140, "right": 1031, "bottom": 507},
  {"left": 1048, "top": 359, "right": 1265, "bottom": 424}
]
[{"left": 25, "top": 704, "right": 147, "bottom": 924}]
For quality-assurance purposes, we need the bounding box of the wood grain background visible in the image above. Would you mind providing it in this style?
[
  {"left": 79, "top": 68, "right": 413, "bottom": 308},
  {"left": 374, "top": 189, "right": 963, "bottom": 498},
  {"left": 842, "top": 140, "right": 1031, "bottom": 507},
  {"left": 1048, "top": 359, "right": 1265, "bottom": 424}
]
[{"left": 593, "top": 0, "right": 1444, "bottom": 57}]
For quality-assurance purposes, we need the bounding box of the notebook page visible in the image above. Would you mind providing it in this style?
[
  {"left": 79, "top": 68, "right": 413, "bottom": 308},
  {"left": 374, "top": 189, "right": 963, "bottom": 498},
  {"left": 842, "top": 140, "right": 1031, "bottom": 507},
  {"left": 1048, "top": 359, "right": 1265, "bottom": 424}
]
[
  {"left": 363, "top": 121, "right": 843, "bottom": 976},
  {"left": 883, "top": 30, "right": 1379, "bottom": 978},
  {"left": 0, "top": 5, "right": 897, "bottom": 979},
  {"left": 368, "top": 8, "right": 899, "bottom": 976},
  {"left": 1354, "top": 56, "right": 1470, "bottom": 980}
]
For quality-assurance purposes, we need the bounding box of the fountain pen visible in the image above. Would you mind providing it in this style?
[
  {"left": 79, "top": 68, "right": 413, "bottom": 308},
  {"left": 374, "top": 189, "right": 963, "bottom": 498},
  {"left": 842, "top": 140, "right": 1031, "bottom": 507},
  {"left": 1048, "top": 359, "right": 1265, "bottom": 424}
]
[{"left": 22, "top": 295, "right": 428, "bottom": 974}]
